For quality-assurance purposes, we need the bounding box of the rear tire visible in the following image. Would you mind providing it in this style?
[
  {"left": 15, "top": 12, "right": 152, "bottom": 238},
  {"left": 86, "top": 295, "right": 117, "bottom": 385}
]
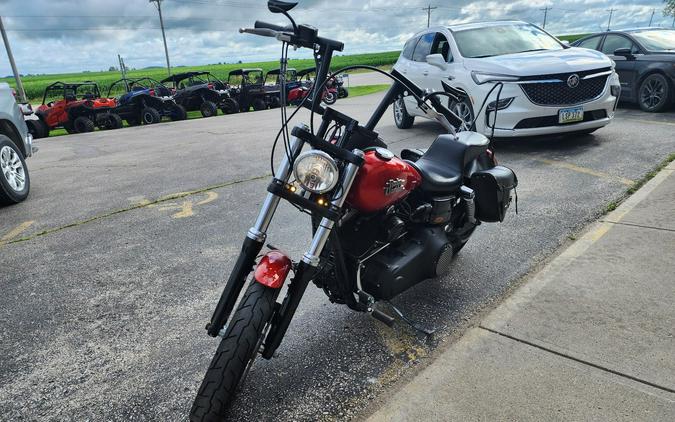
[
  {"left": 0, "top": 136, "right": 30, "bottom": 205},
  {"left": 141, "top": 107, "right": 161, "bottom": 124},
  {"left": 98, "top": 113, "right": 122, "bottom": 130},
  {"left": 221, "top": 98, "right": 239, "bottom": 114},
  {"left": 269, "top": 96, "right": 281, "bottom": 109},
  {"left": 252, "top": 98, "right": 267, "bottom": 111},
  {"left": 170, "top": 104, "right": 188, "bottom": 121},
  {"left": 73, "top": 116, "right": 95, "bottom": 133},
  {"left": 200, "top": 101, "right": 218, "bottom": 118},
  {"left": 393, "top": 98, "right": 414, "bottom": 129},
  {"left": 190, "top": 282, "right": 278, "bottom": 422}
]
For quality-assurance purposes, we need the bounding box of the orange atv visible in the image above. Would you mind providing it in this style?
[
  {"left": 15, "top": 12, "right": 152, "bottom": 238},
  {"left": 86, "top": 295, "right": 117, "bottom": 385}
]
[{"left": 32, "top": 82, "right": 122, "bottom": 137}]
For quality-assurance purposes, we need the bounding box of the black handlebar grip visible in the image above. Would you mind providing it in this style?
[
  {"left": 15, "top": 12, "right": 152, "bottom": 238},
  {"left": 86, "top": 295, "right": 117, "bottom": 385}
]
[
  {"left": 254, "top": 20, "right": 291, "bottom": 32},
  {"left": 239, "top": 27, "right": 278, "bottom": 37}
]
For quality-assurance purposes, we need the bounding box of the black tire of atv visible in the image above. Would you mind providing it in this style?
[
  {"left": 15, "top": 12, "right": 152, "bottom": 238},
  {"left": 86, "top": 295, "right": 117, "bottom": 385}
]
[
  {"left": 64, "top": 123, "right": 77, "bottom": 134},
  {"left": 190, "top": 281, "right": 278, "bottom": 422},
  {"left": 269, "top": 96, "right": 281, "bottom": 109},
  {"left": 252, "top": 98, "right": 267, "bottom": 111},
  {"left": 0, "top": 136, "right": 30, "bottom": 205},
  {"left": 200, "top": 101, "right": 218, "bottom": 118},
  {"left": 339, "top": 87, "right": 349, "bottom": 98},
  {"left": 126, "top": 117, "right": 140, "bottom": 126},
  {"left": 221, "top": 98, "right": 239, "bottom": 114},
  {"left": 26, "top": 119, "right": 48, "bottom": 139},
  {"left": 73, "top": 116, "right": 95, "bottom": 133},
  {"left": 322, "top": 91, "right": 337, "bottom": 105},
  {"left": 102, "top": 113, "right": 123, "bottom": 130},
  {"left": 170, "top": 104, "right": 188, "bottom": 121},
  {"left": 141, "top": 107, "right": 161, "bottom": 124}
]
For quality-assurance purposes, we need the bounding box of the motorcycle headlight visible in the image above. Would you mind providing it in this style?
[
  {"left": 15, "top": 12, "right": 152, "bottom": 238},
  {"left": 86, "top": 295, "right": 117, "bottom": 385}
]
[{"left": 293, "top": 150, "right": 339, "bottom": 194}]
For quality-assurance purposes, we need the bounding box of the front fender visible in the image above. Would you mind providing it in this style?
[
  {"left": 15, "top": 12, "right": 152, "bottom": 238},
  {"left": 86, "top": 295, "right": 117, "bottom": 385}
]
[{"left": 254, "top": 251, "right": 292, "bottom": 289}]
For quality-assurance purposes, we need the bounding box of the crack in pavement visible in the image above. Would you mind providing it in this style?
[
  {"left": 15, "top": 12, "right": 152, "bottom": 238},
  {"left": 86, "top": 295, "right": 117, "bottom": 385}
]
[
  {"left": 479, "top": 326, "right": 675, "bottom": 395},
  {"left": 2, "top": 173, "right": 271, "bottom": 247}
]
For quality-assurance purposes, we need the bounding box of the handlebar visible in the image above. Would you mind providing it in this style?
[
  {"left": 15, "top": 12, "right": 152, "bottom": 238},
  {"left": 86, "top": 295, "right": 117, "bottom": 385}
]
[{"left": 254, "top": 20, "right": 292, "bottom": 32}]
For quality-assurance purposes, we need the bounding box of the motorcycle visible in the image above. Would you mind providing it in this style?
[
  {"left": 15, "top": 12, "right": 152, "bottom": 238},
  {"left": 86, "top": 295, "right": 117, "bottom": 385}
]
[
  {"left": 287, "top": 70, "right": 339, "bottom": 105},
  {"left": 191, "top": 1, "right": 517, "bottom": 421}
]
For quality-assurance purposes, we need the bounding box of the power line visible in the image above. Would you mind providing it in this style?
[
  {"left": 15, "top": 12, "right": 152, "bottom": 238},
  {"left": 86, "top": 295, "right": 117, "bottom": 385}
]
[
  {"left": 540, "top": 6, "right": 552, "bottom": 29},
  {"left": 606, "top": 8, "right": 617, "bottom": 31},
  {"left": 422, "top": 4, "right": 437, "bottom": 28},
  {"left": 149, "top": 0, "right": 171, "bottom": 76}
]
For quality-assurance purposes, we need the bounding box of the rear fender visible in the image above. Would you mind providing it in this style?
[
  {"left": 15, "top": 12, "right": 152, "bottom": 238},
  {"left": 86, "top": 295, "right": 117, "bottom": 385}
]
[{"left": 254, "top": 251, "right": 292, "bottom": 289}]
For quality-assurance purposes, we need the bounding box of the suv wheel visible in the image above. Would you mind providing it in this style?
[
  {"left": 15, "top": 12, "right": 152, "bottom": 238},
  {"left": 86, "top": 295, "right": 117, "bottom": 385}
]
[
  {"left": 0, "top": 136, "right": 30, "bottom": 205},
  {"left": 450, "top": 98, "right": 474, "bottom": 130},
  {"left": 200, "top": 101, "right": 218, "bottom": 118},
  {"left": 73, "top": 116, "right": 95, "bottom": 133},
  {"left": 393, "top": 98, "right": 414, "bottom": 129},
  {"left": 638, "top": 73, "right": 671, "bottom": 112}
]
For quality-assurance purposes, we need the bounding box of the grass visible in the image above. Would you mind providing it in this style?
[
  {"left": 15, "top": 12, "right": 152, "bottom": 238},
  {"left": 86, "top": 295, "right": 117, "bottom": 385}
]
[
  {"left": 3, "top": 51, "right": 401, "bottom": 104},
  {"left": 557, "top": 33, "right": 590, "bottom": 42},
  {"left": 39, "top": 84, "right": 391, "bottom": 139},
  {"left": 604, "top": 152, "right": 675, "bottom": 214}
]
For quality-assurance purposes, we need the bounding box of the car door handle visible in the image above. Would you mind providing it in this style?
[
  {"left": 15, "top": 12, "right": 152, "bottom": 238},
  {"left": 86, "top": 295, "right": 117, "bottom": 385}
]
[
  {"left": 423, "top": 72, "right": 429, "bottom": 76},
  {"left": 447, "top": 75, "right": 455, "bottom": 81}
]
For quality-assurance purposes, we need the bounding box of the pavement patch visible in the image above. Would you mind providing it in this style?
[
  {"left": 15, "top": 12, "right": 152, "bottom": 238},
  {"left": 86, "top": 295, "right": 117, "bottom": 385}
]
[
  {"left": 0, "top": 220, "right": 35, "bottom": 248},
  {"left": 536, "top": 157, "right": 635, "bottom": 186}
]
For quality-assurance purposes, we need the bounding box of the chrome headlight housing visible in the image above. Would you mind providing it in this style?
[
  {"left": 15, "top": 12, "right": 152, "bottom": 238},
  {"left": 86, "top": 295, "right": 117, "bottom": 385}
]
[
  {"left": 471, "top": 71, "right": 520, "bottom": 85},
  {"left": 293, "top": 150, "right": 339, "bottom": 194}
]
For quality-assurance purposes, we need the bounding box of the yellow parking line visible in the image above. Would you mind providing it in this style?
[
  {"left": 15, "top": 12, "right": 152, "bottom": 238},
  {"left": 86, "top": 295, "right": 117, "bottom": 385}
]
[
  {"left": 0, "top": 221, "right": 35, "bottom": 247},
  {"left": 537, "top": 158, "right": 635, "bottom": 186}
]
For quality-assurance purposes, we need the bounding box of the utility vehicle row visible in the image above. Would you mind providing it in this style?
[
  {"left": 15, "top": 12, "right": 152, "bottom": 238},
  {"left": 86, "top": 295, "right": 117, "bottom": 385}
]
[{"left": 20, "top": 67, "right": 348, "bottom": 139}]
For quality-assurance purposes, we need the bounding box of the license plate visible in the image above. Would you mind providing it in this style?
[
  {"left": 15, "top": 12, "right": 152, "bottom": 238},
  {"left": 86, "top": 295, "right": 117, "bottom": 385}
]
[{"left": 558, "top": 106, "right": 584, "bottom": 124}]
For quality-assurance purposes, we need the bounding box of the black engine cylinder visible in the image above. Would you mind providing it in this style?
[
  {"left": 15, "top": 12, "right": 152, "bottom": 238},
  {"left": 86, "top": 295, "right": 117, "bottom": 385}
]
[{"left": 361, "top": 226, "right": 451, "bottom": 300}]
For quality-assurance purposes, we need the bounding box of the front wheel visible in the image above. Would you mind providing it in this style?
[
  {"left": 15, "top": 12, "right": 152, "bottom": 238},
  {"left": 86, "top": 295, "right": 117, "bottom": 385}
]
[
  {"left": 322, "top": 90, "right": 337, "bottom": 105},
  {"left": 638, "top": 73, "right": 671, "bottom": 112},
  {"left": 393, "top": 97, "right": 414, "bottom": 129},
  {"left": 0, "top": 136, "right": 30, "bottom": 205},
  {"left": 200, "top": 101, "right": 218, "bottom": 118},
  {"left": 190, "top": 281, "right": 278, "bottom": 422}
]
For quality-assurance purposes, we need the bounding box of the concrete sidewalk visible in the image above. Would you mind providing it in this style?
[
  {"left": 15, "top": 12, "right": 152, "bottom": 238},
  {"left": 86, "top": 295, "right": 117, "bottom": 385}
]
[{"left": 366, "top": 161, "right": 675, "bottom": 421}]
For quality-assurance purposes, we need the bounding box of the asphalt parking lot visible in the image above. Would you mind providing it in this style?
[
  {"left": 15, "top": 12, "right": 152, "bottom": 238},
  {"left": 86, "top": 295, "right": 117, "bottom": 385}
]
[{"left": 1, "top": 93, "right": 674, "bottom": 421}]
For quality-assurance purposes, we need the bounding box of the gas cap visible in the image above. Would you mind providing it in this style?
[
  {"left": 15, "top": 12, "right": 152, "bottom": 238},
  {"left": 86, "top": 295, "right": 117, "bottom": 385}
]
[{"left": 374, "top": 147, "right": 394, "bottom": 161}]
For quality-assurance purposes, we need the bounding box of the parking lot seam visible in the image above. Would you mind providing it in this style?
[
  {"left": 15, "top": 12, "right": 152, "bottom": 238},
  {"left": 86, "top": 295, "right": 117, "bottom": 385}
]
[
  {"left": 3, "top": 174, "right": 270, "bottom": 247},
  {"left": 599, "top": 220, "right": 675, "bottom": 233},
  {"left": 479, "top": 326, "right": 675, "bottom": 395}
]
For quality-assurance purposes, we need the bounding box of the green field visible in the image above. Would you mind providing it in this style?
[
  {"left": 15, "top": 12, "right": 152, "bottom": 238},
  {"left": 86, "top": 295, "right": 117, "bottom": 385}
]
[
  {"left": 3, "top": 51, "right": 400, "bottom": 103},
  {"left": 556, "top": 34, "right": 590, "bottom": 42}
]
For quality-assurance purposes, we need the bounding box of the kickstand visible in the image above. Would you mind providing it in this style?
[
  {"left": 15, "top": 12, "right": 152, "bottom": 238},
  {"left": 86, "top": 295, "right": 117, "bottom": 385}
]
[{"left": 384, "top": 301, "right": 436, "bottom": 337}]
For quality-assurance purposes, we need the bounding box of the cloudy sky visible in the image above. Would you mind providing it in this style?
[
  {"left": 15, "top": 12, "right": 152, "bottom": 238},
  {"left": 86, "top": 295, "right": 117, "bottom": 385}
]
[{"left": 1, "top": 0, "right": 672, "bottom": 75}]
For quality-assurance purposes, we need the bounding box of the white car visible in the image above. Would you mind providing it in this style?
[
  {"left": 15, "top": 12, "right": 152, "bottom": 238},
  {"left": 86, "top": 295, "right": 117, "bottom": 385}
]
[{"left": 393, "top": 21, "right": 622, "bottom": 137}]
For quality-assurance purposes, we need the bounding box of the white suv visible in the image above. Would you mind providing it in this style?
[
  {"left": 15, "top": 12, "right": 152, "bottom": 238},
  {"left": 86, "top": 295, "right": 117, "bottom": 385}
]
[{"left": 393, "top": 21, "right": 622, "bottom": 138}]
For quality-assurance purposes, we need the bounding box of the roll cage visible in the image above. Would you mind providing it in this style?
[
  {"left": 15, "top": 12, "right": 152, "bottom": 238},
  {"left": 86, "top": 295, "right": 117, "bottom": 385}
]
[{"left": 42, "top": 81, "right": 102, "bottom": 105}]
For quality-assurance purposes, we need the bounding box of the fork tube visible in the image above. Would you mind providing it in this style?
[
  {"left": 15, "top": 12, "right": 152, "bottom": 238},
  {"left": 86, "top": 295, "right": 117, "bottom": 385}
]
[
  {"left": 247, "top": 128, "right": 305, "bottom": 242},
  {"left": 302, "top": 149, "right": 364, "bottom": 266}
]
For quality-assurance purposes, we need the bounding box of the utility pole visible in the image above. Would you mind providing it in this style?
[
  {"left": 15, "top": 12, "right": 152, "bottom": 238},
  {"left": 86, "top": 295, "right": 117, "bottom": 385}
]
[
  {"left": 118, "top": 54, "right": 127, "bottom": 79},
  {"left": 0, "top": 16, "right": 26, "bottom": 103},
  {"left": 648, "top": 9, "right": 656, "bottom": 27},
  {"left": 149, "top": 0, "right": 171, "bottom": 76},
  {"left": 540, "top": 6, "right": 552, "bottom": 29},
  {"left": 606, "top": 8, "right": 617, "bottom": 31},
  {"left": 422, "top": 4, "right": 437, "bottom": 28}
]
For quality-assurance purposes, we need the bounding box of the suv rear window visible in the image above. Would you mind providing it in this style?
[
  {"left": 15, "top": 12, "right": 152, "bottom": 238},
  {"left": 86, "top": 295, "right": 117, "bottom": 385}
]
[
  {"left": 402, "top": 37, "right": 418, "bottom": 60},
  {"left": 412, "top": 33, "right": 435, "bottom": 62}
]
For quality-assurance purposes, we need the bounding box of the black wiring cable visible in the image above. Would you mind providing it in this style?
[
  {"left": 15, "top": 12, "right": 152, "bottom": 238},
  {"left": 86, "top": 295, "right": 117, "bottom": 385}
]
[{"left": 469, "top": 81, "right": 504, "bottom": 132}]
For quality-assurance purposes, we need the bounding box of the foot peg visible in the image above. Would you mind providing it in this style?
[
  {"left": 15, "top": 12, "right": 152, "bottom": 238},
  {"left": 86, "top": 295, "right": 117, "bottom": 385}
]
[
  {"left": 371, "top": 308, "right": 395, "bottom": 327},
  {"left": 385, "top": 301, "right": 436, "bottom": 337}
]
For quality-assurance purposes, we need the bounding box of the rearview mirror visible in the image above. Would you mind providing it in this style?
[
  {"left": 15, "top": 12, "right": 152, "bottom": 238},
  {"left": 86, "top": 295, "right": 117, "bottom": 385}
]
[
  {"left": 268, "top": 0, "right": 297, "bottom": 13},
  {"left": 426, "top": 54, "right": 448, "bottom": 70},
  {"left": 614, "top": 48, "right": 635, "bottom": 59}
]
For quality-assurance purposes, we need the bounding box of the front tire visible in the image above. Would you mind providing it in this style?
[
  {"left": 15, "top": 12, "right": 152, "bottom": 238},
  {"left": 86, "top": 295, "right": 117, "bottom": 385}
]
[
  {"left": 200, "top": 101, "right": 218, "bottom": 118},
  {"left": 638, "top": 73, "right": 671, "bottom": 112},
  {"left": 73, "top": 116, "right": 95, "bottom": 133},
  {"left": 220, "top": 98, "right": 239, "bottom": 114},
  {"left": 141, "top": 107, "right": 161, "bottom": 124},
  {"left": 0, "top": 136, "right": 30, "bottom": 205},
  {"left": 322, "top": 91, "right": 337, "bottom": 105},
  {"left": 252, "top": 98, "right": 267, "bottom": 111},
  {"left": 393, "top": 97, "right": 414, "bottom": 129},
  {"left": 170, "top": 104, "right": 188, "bottom": 121},
  {"left": 190, "top": 282, "right": 278, "bottom": 422}
]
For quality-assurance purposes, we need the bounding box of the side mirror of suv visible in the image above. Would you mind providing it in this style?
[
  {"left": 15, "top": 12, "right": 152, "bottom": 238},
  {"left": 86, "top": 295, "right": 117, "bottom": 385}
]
[
  {"left": 426, "top": 54, "right": 448, "bottom": 70},
  {"left": 613, "top": 48, "right": 635, "bottom": 60}
]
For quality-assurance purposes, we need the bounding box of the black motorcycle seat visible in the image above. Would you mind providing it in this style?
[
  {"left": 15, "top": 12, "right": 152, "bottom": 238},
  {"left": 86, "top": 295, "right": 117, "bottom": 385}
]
[{"left": 407, "top": 132, "right": 489, "bottom": 193}]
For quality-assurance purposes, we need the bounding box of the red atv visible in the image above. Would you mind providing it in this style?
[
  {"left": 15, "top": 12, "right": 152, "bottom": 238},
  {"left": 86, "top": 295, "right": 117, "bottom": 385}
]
[
  {"left": 31, "top": 82, "right": 122, "bottom": 137},
  {"left": 287, "top": 67, "right": 338, "bottom": 106}
]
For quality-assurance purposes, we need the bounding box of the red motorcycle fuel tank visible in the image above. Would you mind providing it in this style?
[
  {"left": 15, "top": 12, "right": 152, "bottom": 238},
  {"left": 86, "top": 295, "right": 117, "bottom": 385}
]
[{"left": 347, "top": 148, "right": 421, "bottom": 213}]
